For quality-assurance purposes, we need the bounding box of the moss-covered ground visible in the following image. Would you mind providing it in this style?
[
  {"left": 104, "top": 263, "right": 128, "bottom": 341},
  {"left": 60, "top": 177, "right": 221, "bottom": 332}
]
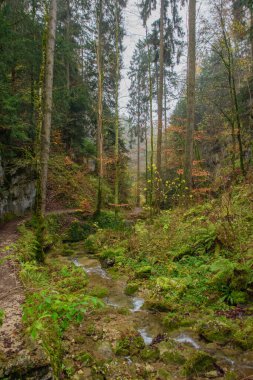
[{"left": 5, "top": 182, "right": 253, "bottom": 379}]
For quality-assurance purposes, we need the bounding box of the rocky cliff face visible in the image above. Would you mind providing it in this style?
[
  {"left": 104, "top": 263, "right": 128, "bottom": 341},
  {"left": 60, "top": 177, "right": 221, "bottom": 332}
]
[{"left": 0, "top": 157, "right": 36, "bottom": 220}]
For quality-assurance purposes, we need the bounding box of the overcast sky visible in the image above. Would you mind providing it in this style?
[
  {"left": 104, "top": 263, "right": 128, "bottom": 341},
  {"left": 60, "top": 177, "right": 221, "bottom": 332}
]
[
  {"left": 119, "top": 0, "right": 159, "bottom": 115},
  {"left": 119, "top": 0, "right": 209, "bottom": 118}
]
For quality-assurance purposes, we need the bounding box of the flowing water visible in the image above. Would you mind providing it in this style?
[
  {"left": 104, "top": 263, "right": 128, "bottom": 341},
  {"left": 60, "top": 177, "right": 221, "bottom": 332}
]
[
  {"left": 72, "top": 254, "right": 253, "bottom": 378},
  {"left": 174, "top": 333, "right": 200, "bottom": 349}
]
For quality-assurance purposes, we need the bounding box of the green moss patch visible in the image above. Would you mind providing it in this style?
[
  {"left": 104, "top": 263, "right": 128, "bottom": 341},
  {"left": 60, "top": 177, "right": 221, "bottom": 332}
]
[{"left": 182, "top": 351, "right": 216, "bottom": 377}]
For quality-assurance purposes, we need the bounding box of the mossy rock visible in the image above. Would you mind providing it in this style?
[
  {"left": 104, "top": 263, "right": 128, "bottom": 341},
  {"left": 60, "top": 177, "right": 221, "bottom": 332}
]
[
  {"left": 145, "top": 296, "right": 172, "bottom": 312},
  {"left": 125, "top": 282, "right": 139, "bottom": 296},
  {"left": 115, "top": 335, "right": 145, "bottom": 356},
  {"left": 100, "top": 247, "right": 125, "bottom": 260},
  {"left": 158, "top": 340, "right": 186, "bottom": 365},
  {"left": 182, "top": 351, "right": 216, "bottom": 377},
  {"left": 163, "top": 314, "right": 182, "bottom": 330},
  {"left": 161, "top": 350, "right": 186, "bottom": 365},
  {"left": 156, "top": 277, "right": 172, "bottom": 291},
  {"left": 140, "top": 347, "right": 159, "bottom": 362},
  {"left": 88, "top": 286, "right": 109, "bottom": 298},
  {"left": 163, "top": 314, "right": 194, "bottom": 330},
  {"left": 135, "top": 265, "right": 152, "bottom": 279},
  {"left": 224, "top": 371, "right": 238, "bottom": 380},
  {"left": 99, "top": 247, "right": 125, "bottom": 268},
  {"left": 198, "top": 318, "right": 234, "bottom": 345},
  {"left": 233, "top": 317, "right": 253, "bottom": 349},
  {"left": 156, "top": 277, "right": 187, "bottom": 296},
  {"left": 157, "top": 339, "right": 175, "bottom": 355}
]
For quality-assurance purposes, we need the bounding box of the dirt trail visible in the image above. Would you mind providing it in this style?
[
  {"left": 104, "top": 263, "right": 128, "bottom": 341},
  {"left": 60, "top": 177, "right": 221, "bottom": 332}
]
[{"left": 0, "top": 219, "right": 51, "bottom": 379}]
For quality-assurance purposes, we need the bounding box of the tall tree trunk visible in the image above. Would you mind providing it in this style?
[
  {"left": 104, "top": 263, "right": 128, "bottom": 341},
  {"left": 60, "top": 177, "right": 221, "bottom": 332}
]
[
  {"left": 220, "top": 8, "right": 245, "bottom": 175},
  {"left": 38, "top": 0, "right": 57, "bottom": 217},
  {"left": 250, "top": 7, "right": 253, "bottom": 125},
  {"left": 164, "top": 72, "right": 168, "bottom": 167},
  {"left": 146, "top": 27, "right": 154, "bottom": 208},
  {"left": 136, "top": 123, "right": 141, "bottom": 207},
  {"left": 145, "top": 119, "right": 148, "bottom": 205},
  {"left": 114, "top": 0, "right": 120, "bottom": 215},
  {"left": 65, "top": 0, "right": 70, "bottom": 92},
  {"left": 96, "top": 0, "right": 104, "bottom": 214},
  {"left": 250, "top": 7, "right": 253, "bottom": 65},
  {"left": 184, "top": 0, "right": 196, "bottom": 190},
  {"left": 231, "top": 69, "right": 245, "bottom": 174},
  {"left": 81, "top": 42, "right": 84, "bottom": 79},
  {"left": 156, "top": 0, "right": 164, "bottom": 205},
  {"left": 136, "top": 74, "right": 141, "bottom": 207},
  {"left": 155, "top": 60, "right": 159, "bottom": 103},
  {"left": 30, "top": 0, "right": 36, "bottom": 139}
]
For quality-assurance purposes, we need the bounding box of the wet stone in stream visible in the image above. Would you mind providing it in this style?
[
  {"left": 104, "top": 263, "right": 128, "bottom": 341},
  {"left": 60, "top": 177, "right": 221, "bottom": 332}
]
[
  {"left": 73, "top": 257, "right": 145, "bottom": 312},
  {"left": 72, "top": 258, "right": 110, "bottom": 279}
]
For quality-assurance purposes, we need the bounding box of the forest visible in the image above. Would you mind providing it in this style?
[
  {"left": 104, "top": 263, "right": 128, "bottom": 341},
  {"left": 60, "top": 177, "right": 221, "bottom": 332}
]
[{"left": 0, "top": 0, "right": 253, "bottom": 379}]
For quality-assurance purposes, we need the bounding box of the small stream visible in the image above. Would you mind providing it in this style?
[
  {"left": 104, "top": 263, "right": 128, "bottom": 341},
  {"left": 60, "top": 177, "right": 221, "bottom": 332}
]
[
  {"left": 72, "top": 255, "right": 253, "bottom": 378},
  {"left": 174, "top": 333, "right": 200, "bottom": 349}
]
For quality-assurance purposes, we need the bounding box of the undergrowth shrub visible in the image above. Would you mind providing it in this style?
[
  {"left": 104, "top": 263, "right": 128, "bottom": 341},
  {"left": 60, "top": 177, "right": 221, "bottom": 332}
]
[
  {"left": 16, "top": 225, "right": 39, "bottom": 262},
  {"left": 84, "top": 228, "right": 129, "bottom": 255},
  {"left": 94, "top": 211, "right": 124, "bottom": 230},
  {"left": 99, "top": 247, "right": 126, "bottom": 261},
  {"left": 22, "top": 265, "right": 103, "bottom": 379},
  {"left": 20, "top": 261, "right": 49, "bottom": 288},
  {"left": 17, "top": 226, "right": 104, "bottom": 379},
  {"left": 23, "top": 291, "right": 102, "bottom": 379},
  {"left": 84, "top": 234, "right": 99, "bottom": 254},
  {"left": 68, "top": 221, "right": 94, "bottom": 242},
  {"left": 173, "top": 224, "right": 217, "bottom": 261},
  {"left": 56, "top": 267, "right": 88, "bottom": 292},
  {"left": 209, "top": 258, "right": 252, "bottom": 305}
]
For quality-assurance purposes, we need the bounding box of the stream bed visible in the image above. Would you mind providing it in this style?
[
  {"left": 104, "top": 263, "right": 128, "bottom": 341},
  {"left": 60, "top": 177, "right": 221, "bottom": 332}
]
[{"left": 72, "top": 254, "right": 253, "bottom": 379}]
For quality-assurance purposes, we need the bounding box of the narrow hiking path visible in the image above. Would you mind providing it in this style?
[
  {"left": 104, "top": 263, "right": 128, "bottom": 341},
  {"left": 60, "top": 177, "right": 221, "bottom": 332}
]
[{"left": 0, "top": 219, "right": 52, "bottom": 379}]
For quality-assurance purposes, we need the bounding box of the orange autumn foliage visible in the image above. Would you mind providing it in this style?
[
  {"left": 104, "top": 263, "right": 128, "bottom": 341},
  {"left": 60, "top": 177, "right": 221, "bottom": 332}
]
[
  {"left": 80, "top": 199, "right": 93, "bottom": 213},
  {"left": 177, "top": 168, "right": 210, "bottom": 177},
  {"left": 64, "top": 156, "right": 74, "bottom": 166}
]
